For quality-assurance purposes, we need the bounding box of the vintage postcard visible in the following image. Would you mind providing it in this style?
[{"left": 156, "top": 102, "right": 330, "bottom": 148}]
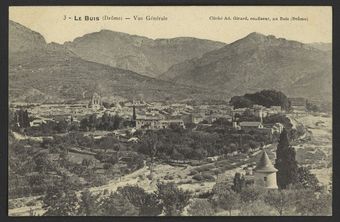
[{"left": 8, "top": 6, "right": 332, "bottom": 216}]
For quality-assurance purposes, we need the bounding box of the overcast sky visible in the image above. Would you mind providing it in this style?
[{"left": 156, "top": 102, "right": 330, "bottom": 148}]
[{"left": 9, "top": 6, "right": 332, "bottom": 44}]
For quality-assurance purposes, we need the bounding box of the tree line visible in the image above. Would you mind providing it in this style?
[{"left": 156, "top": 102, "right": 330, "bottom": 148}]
[
  {"left": 230, "top": 89, "right": 290, "bottom": 110},
  {"left": 39, "top": 176, "right": 331, "bottom": 216}
]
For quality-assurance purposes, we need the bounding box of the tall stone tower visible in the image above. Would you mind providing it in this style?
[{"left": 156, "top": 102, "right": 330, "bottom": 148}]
[
  {"left": 89, "top": 92, "right": 102, "bottom": 110},
  {"left": 254, "top": 150, "right": 278, "bottom": 189}
]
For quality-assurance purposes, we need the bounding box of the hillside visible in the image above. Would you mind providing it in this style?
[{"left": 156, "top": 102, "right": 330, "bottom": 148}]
[
  {"left": 308, "top": 42, "right": 332, "bottom": 52},
  {"left": 160, "top": 32, "right": 332, "bottom": 101},
  {"left": 9, "top": 20, "right": 46, "bottom": 54},
  {"left": 9, "top": 20, "right": 220, "bottom": 103},
  {"left": 64, "top": 30, "right": 225, "bottom": 78}
]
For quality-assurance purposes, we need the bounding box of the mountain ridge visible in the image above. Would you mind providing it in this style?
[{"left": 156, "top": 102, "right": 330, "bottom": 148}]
[
  {"left": 160, "top": 32, "right": 332, "bottom": 101},
  {"left": 9, "top": 20, "right": 224, "bottom": 103},
  {"left": 64, "top": 29, "right": 226, "bottom": 78},
  {"left": 9, "top": 20, "right": 332, "bottom": 103}
]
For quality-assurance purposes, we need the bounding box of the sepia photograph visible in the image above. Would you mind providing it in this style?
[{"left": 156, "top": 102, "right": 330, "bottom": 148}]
[{"left": 7, "top": 6, "right": 332, "bottom": 216}]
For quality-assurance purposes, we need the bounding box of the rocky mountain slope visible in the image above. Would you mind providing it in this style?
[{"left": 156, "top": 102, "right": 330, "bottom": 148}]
[
  {"left": 9, "top": 20, "right": 332, "bottom": 103},
  {"left": 9, "top": 20, "right": 219, "bottom": 103},
  {"left": 160, "top": 32, "right": 332, "bottom": 101},
  {"left": 64, "top": 30, "right": 225, "bottom": 78},
  {"left": 9, "top": 20, "right": 46, "bottom": 54}
]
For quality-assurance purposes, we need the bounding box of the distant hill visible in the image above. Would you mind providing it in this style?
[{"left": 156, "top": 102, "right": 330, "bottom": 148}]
[
  {"left": 160, "top": 32, "right": 332, "bottom": 101},
  {"left": 9, "top": 20, "right": 221, "bottom": 103},
  {"left": 64, "top": 30, "right": 225, "bottom": 78}
]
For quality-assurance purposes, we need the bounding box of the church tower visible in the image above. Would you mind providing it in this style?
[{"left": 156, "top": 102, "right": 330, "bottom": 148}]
[{"left": 254, "top": 150, "right": 278, "bottom": 189}]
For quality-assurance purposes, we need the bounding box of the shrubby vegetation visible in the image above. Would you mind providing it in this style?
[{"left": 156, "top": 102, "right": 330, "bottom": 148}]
[
  {"left": 80, "top": 113, "right": 131, "bottom": 131},
  {"left": 136, "top": 126, "right": 269, "bottom": 162},
  {"left": 41, "top": 182, "right": 191, "bottom": 216},
  {"left": 263, "top": 113, "right": 305, "bottom": 141},
  {"left": 8, "top": 130, "right": 144, "bottom": 199},
  {"left": 8, "top": 132, "right": 331, "bottom": 216}
]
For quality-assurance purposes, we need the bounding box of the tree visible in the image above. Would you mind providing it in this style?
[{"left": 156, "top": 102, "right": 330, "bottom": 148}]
[
  {"left": 306, "top": 101, "right": 319, "bottom": 112},
  {"left": 155, "top": 182, "right": 191, "bottom": 216},
  {"left": 98, "top": 192, "right": 139, "bottom": 216},
  {"left": 34, "top": 152, "right": 54, "bottom": 173},
  {"left": 42, "top": 187, "right": 79, "bottom": 216},
  {"left": 117, "top": 185, "right": 162, "bottom": 216},
  {"left": 16, "top": 109, "right": 30, "bottom": 128},
  {"left": 191, "top": 148, "right": 206, "bottom": 161},
  {"left": 240, "top": 186, "right": 266, "bottom": 204},
  {"left": 264, "top": 189, "right": 295, "bottom": 216},
  {"left": 187, "top": 199, "right": 215, "bottom": 216},
  {"left": 100, "top": 112, "right": 110, "bottom": 130},
  {"left": 294, "top": 189, "right": 331, "bottom": 216},
  {"left": 171, "top": 149, "right": 185, "bottom": 160},
  {"left": 229, "top": 96, "right": 254, "bottom": 109},
  {"left": 82, "top": 158, "right": 93, "bottom": 168},
  {"left": 230, "top": 90, "right": 290, "bottom": 110},
  {"left": 99, "top": 136, "right": 118, "bottom": 153},
  {"left": 132, "top": 106, "right": 136, "bottom": 127},
  {"left": 78, "top": 189, "right": 100, "bottom": 216},
  {"left": 232, "top": 172, "right": 246, "bottom": 193},
  {"left": 23, "top": 110, "right": 30, "bottom": 128},
  {"left": 112, "top": 114, "right": 122, "bottom": 130},
  {"left": 296, "top": 167, "right": 320, "bottom": 190},
  {"left": 275, "top": 128, "right": 299, "bottom": 189},
  {"left": 138, "top": 132, "right": 160, "bottom": 177},
  {"left": 211, "top": 187, "right": 240, "bottom": 216},
  {"left": 54, "top": 120, "right": 68, "bottom": 133},
  {"left": 80, "top": 118, "right": 89, "bottom": 131},
  {"left": 88, "top": 114, "right": 98, "bottom": 130}
]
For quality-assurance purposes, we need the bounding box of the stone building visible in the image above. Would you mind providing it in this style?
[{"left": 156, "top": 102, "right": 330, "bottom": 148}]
[
  {"left": 136, "top": 114, "right": 185, "bottom": 130},
  {"left": 89, "top": 93, "right": 102, "bottom": 110},
  {"left": 254, "top": 150, "right": 278, "bottom": 189}
]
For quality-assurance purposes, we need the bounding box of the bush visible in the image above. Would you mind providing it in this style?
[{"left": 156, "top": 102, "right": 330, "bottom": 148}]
[
  {"left": 192, "top": 174, "right": 204, "bottom": 181},
  {"left": 239, "top": 200, "right": 276, "bottom": 216},
  {"left": 196, "top": 165, "right": 214, "bottom": 172},
  {"left": 197, "top": 191, "right": 214, "bottom": 198},
  {"left": 103, "top": 163, "right": 113, "bottom": 170},
  {"left": 189, "top": 170, "right": 198, "bottom": 176},
  {"left": 213, "top": 169, "right": 223, "bottom": 176},
  {"left": 202, "top": 173, "right": 215, "bottom": 181},
  {"left": 91, "top": 174, "right": 108, "bottom": 187},
  {"left": 26, "top": 200, "right": 36, "bottom": 206},
  {"left": 8, "top": 201, "right": 16, "bottom": 209},
  {"left": 138, "top": 175, "right": 145, "bottom": 180},
  {"left": 155, "top": 182, "right": 191, "bottom": 216},
  {"left": 164, "top": 175, "right": 174, "bottom": 180},
  {"left": 187, "top": 199, "right": 215, "bottom": 216}
]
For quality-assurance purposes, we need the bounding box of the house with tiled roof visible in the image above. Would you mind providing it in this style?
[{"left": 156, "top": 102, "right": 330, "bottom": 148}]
[{"left": 239, "top": 121, "right": 264, "bottom": 129}]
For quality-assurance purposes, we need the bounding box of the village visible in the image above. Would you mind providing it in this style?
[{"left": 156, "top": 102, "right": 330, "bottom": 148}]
[
  {"left": 10, "top": 92, "right": 310, "bottom": 134},
  {"left": 8, "top": 89, "right": 333, "bottom": 216}
]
